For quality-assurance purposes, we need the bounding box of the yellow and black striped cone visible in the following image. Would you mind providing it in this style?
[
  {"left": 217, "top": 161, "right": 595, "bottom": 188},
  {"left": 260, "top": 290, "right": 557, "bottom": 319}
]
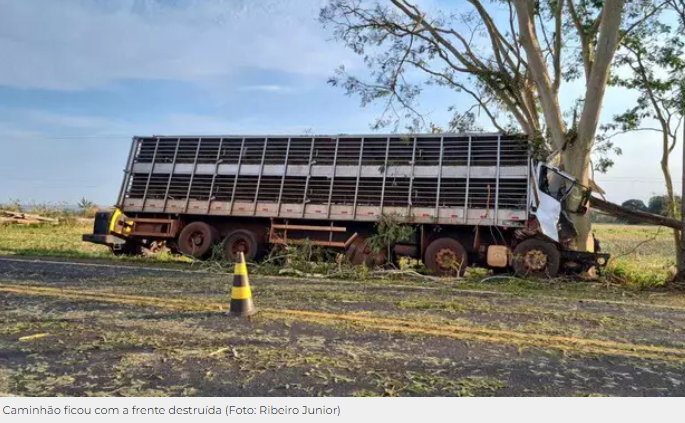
[{"left": 229, "top": 252, "right": 257, "bottom": 317}]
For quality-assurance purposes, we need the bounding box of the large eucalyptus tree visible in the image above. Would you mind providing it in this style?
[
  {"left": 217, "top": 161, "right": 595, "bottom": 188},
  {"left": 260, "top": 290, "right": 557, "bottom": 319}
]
[{"left": 320, "top": 0, "right": 661, "bottom": 251}]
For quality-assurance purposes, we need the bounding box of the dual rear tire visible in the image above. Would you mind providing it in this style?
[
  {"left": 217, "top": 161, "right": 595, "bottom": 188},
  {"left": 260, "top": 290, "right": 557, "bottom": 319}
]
[
  {"left": 177, "top": 222, "right": 219, "bottom": 258},
  {"left": 422, "top": 237, "right": 561, "bottom": 278},
  {"left": 424, "top": 237, "right": 469, "bottom": 277},
  {"left": 177, "top": 222, "right": 263, "bottom": 261},
  {"left": 343, "top": 235, "right": 470, "bottom": 275},
  {"left": 222, "top": 229, "right": 263, "bottom": 262},
  {"left": 172, "top": 222, "right": 562, "bottom": 278},
  {"left": 345, "top": 235, "right": 387, "bottom": 268}
]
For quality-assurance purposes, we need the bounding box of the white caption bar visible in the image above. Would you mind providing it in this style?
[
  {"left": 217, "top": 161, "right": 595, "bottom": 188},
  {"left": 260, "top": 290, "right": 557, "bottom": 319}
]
[{"left": 0, "top": 397, "right": 682, "bottom": 423}]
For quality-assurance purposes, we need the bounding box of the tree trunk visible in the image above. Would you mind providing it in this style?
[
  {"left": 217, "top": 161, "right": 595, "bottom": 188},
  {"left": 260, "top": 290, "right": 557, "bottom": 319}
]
[
  {"left": 564, "top": 0, "right": 626, "bottom": 252},
  {"left": 676, "top": 100, "right": 685, "bottom": 282},
  {"left": 512, "top": 0, "right": 567, "bottom": 150},
  {"left": 679, "top": 164, "right": 685, "bottom": 281},
  {"left": 562, "top": 145, "right": 593, "bottom": 251},
  {"left": 514, "top": 0, "right": 626, "bottom": 252},
  {"left": 660, "top": 140, "right": 682, "bottom": 266}
]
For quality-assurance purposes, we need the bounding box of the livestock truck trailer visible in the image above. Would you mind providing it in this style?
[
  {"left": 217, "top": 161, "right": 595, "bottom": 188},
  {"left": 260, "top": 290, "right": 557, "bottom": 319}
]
[{"left": 83, "top": 133, "right": 609, "bottom": 277}]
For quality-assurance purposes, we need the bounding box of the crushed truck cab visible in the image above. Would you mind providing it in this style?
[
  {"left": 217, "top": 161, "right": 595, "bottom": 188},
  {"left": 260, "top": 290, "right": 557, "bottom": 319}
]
[{"left": 528, "top": 162, "right": 610, "bottom": 274}]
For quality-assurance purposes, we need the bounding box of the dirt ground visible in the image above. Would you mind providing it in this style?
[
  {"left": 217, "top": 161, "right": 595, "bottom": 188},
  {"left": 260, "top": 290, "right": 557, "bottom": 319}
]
[{"left": 2, "top": 257, "right": 685, "bottom": 397}]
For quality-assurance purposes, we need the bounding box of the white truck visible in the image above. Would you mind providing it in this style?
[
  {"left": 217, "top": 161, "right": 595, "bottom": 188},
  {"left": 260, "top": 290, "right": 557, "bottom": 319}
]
[{"left": 83, "top": 133, "right": 609, "bottom": 277}]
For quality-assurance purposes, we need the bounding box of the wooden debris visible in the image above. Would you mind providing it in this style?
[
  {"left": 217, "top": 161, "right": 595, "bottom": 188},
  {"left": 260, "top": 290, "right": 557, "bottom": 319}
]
[{"left": 0, "top": 210, "right": 59, "bottom": 226}]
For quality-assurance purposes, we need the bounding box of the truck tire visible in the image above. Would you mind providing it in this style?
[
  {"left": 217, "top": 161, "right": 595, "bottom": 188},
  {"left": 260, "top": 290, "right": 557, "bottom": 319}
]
[
  {"left": 424, "top": 238, "right": 468, "bottom": 277},
  {"left": 222, "top": 229, "right": 262, "bottom": 262},
  {"left": 346, "top": 236, "right": 386, "bottom": 267},
  {"left": 178, "top": 222, "right": 218, "bottom": 258},
  {"left": 512, "top": 238, "right": 561, "bottom": 279}
]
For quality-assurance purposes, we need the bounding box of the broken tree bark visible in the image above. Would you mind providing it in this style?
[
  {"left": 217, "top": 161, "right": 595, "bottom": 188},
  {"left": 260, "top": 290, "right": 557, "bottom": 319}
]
[{"left": 589, "top": 197, "right": 682, "bottom": 230}]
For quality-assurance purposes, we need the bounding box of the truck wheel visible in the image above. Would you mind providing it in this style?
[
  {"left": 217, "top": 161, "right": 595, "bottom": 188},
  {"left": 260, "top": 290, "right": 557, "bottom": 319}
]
[
  {"left": 177, "top": 222, "right": 218, "bottom": 258},
  {"left": 346, "top": 236, "right": 386, "bottom": 267},
  {"left": 512, "top": 239, "right": 561, "bottom": 279},
  {"left": 223, "top": 229, "right": 262, "bottom": 262},
  {"left": 424, "top": 238, "right": 468, "bottom": 277}
]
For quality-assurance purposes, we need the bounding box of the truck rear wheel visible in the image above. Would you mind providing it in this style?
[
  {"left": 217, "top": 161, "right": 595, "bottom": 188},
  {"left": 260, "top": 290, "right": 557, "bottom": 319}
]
[
  {"left": 424, "top": 238, "right": 468, "bottom": 277},
  {"left": 222, "top": 229, "right": 262, "bottom": 262},
  {"left": 512, "top": 238, "right": 561, "bottom": 279},
  {"left": 177, "top": 222, "right": 218, "bottom": 258},
  {"left": 345, "top": 236, "right": 386, "bottom": 267}
]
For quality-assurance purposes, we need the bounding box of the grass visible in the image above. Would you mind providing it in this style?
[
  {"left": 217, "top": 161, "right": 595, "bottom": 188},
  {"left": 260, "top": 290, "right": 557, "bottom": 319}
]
[
  {"left": 0, "top": 222, "right": 109, "bottom": 258},
  {"left": 593, "top": 224, "right": 676, "bottom": 288},
  {"left": 0, "top": 222, "right": 189, "bottom": 264},
  {"left": 0, "top": 221, "right": 678, "bottom": 289}
]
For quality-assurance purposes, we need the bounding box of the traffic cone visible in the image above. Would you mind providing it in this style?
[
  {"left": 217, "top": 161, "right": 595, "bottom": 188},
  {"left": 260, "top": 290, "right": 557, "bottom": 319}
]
[{"left": 229, "top": 252, "right": 257, "bottom": 317}]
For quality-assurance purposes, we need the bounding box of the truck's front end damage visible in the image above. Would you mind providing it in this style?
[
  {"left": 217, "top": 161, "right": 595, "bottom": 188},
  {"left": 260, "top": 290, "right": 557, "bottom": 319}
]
[
  {"left": 81, "top": 209, "right": 133, "bottom": 253},
  {"left": 83, "top": 208, "right": 179, "bottom": 255},
  {"left": 525, "top": 161, "right": 610, "bottom": 275}
]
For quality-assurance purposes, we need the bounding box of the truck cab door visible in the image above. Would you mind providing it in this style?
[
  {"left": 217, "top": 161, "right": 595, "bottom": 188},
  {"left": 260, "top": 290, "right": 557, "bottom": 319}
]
[
  {"left": 534, "top": 186, "right": 562, "bottom": 242},
  {"left": 532, "top": 163, "right": 565, "bottom": 243}
]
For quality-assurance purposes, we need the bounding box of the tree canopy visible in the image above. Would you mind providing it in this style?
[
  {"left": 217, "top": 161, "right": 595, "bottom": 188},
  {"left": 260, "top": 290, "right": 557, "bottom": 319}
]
[
  {"left": 622, "top": 199, "right": 649, "bottom": 212},
  {"left": 320, "top": 0, "right": 664, "bottom": 251}
]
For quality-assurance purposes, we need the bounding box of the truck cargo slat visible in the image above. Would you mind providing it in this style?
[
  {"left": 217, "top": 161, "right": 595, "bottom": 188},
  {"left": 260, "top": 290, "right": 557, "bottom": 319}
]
[{"left": 118, "top": 133, "right": 531, "bottom": 225}]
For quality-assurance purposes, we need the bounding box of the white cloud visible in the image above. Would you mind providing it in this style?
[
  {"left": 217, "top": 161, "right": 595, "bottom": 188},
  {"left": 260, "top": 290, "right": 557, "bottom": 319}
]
[
  {"left": 0, "top": 0, "right": 356, "bottom": 90},
  {"left": 239, "top": 84, "right": 293, "bottom": 93},
  {"left": 0, "top": 107, "right": 348, "bottom": 142}
]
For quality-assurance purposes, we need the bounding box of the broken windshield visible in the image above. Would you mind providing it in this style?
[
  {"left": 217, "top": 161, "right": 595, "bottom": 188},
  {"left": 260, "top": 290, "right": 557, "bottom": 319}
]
[
  {"left": 538, "top": 165, "right": 589, "bottom": 213},
  {"left": 539, "top": 166, "right": 570, "bottom": 200}
]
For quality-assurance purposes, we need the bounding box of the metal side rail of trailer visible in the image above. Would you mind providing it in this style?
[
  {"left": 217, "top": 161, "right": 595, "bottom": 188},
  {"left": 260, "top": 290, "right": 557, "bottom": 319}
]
[{"left": 83, "top": 132, "right": 609, "bottom": 278}]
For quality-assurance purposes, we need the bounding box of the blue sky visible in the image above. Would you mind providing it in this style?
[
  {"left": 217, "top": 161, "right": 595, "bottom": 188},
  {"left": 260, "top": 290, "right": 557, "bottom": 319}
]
[{"left": 0, "top": 0, "right": 680, "bottom": 206}]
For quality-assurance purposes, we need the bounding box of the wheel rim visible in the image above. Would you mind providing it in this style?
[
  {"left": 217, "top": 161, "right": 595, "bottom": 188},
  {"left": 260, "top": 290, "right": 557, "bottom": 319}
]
[
  {"left": 189, "top": 231, "right": 205, "bottom": 247},
  {"left": 435, "top": 248, "right": 462, "bottom": 272},
  {"left": 524, "top": 249, "right": 548, "bottom": 271},
  {"left": 230, "top": 238, "right": 249, "bottom": 257}
]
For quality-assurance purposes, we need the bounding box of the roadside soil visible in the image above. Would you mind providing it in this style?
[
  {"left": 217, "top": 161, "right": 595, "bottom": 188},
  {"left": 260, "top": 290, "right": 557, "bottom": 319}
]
[{"left": 2, "top": 258, "right": 685, "bottom": 396}]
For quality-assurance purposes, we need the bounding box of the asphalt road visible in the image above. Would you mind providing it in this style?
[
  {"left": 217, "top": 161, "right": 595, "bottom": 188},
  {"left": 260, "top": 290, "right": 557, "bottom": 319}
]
[{"left": 2, "top": 256, "right": 685, "bottom": 396}]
